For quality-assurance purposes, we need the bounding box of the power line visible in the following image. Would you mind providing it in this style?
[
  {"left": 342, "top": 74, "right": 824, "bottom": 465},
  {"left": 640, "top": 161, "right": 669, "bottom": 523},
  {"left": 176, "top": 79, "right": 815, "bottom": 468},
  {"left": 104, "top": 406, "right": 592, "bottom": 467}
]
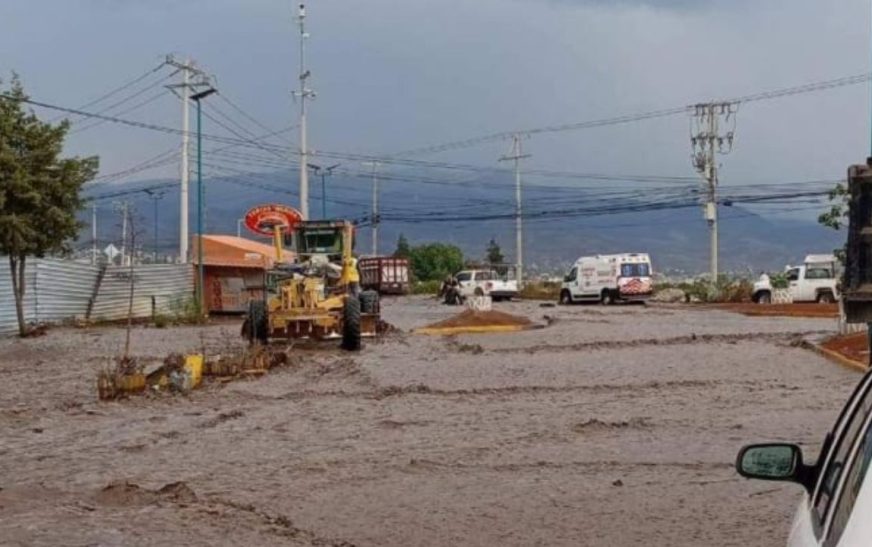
[
  {"left": 216, "top": 92, "right": 283, "bottom": 136},
  {"left": 385, "top": 72, "right": 872, "bottom": 158},
  {"left": 0, "top": 92, "right": 305, "bottom": 153},
  {"left": 48, "top": 61, "right": 168, "bottom": 122},
  {"left": 70, "top": 89, "right": 172, "bottom": 135},
  {"left": 87, "top": 150, "right": 179, "bottom": 190}
]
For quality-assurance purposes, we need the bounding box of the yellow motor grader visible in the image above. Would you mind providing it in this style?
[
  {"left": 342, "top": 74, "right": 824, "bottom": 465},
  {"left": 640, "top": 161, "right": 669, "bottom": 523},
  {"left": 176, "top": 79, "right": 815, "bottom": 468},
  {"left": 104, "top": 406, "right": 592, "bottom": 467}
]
[{"left": 244, "top": 219, "right": 380, "bottom": 350}]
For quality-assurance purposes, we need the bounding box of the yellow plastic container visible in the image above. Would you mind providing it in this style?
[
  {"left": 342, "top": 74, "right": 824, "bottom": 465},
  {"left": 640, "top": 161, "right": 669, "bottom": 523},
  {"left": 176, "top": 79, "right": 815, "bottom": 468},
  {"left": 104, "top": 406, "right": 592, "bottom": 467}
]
[{"left": 184, "top": 354, "right": 203, "bottom": 388}]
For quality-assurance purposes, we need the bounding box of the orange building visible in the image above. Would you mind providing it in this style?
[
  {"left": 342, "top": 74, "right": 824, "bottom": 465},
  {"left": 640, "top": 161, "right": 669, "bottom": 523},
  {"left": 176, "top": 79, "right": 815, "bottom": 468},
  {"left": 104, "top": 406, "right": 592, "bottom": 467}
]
[{"left": 191, "top": 235, "right": 292, "bottom": 313}]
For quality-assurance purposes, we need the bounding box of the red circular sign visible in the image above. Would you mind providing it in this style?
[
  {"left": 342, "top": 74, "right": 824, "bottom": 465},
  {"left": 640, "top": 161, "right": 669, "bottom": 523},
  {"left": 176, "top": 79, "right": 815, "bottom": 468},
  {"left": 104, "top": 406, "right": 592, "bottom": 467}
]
[{"left": 244, "top": 204, "right": 302, "bottom": 237}]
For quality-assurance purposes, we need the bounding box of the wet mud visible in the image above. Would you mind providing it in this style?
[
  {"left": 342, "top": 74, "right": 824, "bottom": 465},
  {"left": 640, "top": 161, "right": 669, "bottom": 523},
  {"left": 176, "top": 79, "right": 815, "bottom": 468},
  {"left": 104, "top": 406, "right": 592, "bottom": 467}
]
[{"left": 0, "top": 297, "right": 862, "bottom": 546}]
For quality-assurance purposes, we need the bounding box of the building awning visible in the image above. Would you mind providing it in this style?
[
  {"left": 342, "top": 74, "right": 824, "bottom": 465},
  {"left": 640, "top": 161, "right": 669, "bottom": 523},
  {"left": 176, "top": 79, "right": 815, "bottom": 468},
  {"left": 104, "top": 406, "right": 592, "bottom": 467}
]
[{"left": 191, "top": 235, "right": 293, "bottom": 268}]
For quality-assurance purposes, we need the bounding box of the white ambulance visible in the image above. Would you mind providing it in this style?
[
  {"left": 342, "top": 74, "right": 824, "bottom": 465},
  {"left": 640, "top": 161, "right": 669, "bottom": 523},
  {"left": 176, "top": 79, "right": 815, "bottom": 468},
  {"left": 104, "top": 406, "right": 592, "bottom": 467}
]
[{"left": 559, "top": 253, "right": 653, "bottom": 305}]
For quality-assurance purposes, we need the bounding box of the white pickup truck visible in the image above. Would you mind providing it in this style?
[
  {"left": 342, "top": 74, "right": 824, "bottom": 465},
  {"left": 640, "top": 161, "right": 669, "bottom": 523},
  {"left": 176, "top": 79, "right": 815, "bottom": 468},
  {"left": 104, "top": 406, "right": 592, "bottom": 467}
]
[
  {"left": 752, "top": 254, "right": 840, "bottom": 304},
  {"left": 455, "top": 269, "right": 518, "bottom": 302}
]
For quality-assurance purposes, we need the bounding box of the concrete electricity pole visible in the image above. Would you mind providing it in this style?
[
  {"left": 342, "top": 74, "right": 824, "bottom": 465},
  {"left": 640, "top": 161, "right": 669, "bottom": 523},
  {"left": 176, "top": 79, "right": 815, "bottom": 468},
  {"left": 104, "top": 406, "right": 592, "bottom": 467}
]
[
  {"left": 166, "top": 55, "right": 210, "bottom": 263},
  {"left": 144, "top": 189, "right": 166, "bottom": 262},
  {"left": 295, "top": 3, "right": 316, "bottom": 220},
  {"left": 499, "top": 134, "right": 531, "bottom": 288},
  {"left": 117, "top": 201, "right": 129, "bottom": 267},
  {"left": 91, "top": 204, "right": 98, "bottom": 265},
  {"left": 362, "top": 161, "right": 381, "bottom": 255},
  {"left": 691, "top": 102, "right": 736, "bottom": 283}
]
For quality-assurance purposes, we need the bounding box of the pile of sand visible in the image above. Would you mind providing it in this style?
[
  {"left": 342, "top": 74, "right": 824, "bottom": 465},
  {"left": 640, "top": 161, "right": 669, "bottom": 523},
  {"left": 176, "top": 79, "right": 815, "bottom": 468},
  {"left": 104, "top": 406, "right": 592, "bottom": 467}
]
[
  {"left": 423, "top": 310, "right": 532, "bottom": 330},
  {"left": 821, "top": 332, "right": 869, "bottom": 365}
]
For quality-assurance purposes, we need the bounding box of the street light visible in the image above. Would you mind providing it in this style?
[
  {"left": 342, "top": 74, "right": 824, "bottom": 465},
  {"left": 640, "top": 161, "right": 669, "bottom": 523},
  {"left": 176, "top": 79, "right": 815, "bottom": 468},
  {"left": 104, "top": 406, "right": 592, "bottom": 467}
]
[
  {"left": 307, "top": 162, "right": 340, "bottom": 219},
  {"left": 190, "top": 87, "right": 217, "bottom": 316}
]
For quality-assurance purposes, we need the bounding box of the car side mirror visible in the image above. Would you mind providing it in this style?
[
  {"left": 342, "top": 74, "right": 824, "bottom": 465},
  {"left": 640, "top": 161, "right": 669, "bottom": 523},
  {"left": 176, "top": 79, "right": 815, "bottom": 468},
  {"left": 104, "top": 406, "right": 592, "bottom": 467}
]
[{"left": 737, "top": 443, "right": 804, "bottom": 482}]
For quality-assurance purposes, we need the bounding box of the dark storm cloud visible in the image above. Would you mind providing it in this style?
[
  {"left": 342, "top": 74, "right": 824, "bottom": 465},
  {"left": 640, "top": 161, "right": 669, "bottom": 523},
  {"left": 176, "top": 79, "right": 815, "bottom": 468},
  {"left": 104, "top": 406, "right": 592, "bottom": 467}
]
[{"left": 544, "top": 0, "right": 728, "bottom": 9}]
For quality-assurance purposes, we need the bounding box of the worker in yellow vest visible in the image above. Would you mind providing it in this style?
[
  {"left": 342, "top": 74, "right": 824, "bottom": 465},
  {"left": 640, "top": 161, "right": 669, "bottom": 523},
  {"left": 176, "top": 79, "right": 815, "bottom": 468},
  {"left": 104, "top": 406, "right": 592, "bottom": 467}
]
[{"left": 343, "top": 255, "right": 360, "bottom": 298}]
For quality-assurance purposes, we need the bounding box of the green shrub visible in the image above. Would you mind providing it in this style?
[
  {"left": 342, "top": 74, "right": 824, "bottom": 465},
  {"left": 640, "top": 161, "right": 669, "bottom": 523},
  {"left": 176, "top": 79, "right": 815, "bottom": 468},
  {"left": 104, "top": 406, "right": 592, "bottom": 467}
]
[
  {"left": 770, "top": 273, "right": 789, "bottom": 289},
  {"left": 168, "top": 295, "right": 202, "bottom": 324},
  {"left": 153, "top": 314, "right": 170, "bottom": 329},
  {"left": 519, "top": 281, "right": 561, "bottom": 300},
  {"left": 679, "top": 276, "right": 753, "bottom": 303}
]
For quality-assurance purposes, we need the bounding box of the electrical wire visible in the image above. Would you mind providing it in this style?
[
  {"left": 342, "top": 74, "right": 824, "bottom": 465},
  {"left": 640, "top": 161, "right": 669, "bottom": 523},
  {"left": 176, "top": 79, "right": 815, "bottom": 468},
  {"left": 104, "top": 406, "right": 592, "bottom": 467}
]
[
  {"left": 47, "top": 61, "right": 168, "bottom": 122},
  {"left": 385, "top": 72, "right": 872, "bottom": 158}
]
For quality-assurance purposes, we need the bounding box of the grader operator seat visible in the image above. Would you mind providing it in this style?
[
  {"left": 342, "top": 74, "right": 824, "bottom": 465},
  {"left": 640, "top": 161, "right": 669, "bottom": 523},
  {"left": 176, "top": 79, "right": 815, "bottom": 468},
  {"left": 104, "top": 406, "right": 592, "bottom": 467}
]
[
  {"left": 285, "top": 220, "right": 359, "bottom": 292},
  {"left": 288, "top": 220, "right": 349, "bottom": 263}
]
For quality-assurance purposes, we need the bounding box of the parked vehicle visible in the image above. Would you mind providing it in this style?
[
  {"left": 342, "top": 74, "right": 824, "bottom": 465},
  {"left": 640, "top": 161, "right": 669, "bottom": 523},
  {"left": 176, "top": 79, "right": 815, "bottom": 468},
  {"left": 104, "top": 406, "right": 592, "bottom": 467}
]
[
  {"left": 559, "top": 253, "right": 653, "bottom": 305},
  {"left": 736, "top": 367, "right": 872, "bottom": 546},
  {"left": 359, "top": 256, "right": 410, "bottom": 295},
  {"left": 454, "top": 268, "right": 518, "bottom": 301},
  {"left": 753, "top": 254, "right": 840, "bottom": 304}
]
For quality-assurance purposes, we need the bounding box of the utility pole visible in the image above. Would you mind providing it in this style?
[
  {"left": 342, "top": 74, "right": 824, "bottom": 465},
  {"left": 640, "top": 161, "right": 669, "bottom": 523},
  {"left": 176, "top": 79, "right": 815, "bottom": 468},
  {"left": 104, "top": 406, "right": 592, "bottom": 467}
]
[
  {"left": 144, "top": 189, "right": 166, "bottom": 262},
  {"left": 691, "top": 102, "right": 736, "bottom": 284},
  {"left": 91, "top": 203, "right": 98, "bottom": 265},
  {"left": 499, "top": 134, "right": 531, "bottom": 288},
  {"left": 166, "top": 55, "right": 210, "bottom": 263},
  {"left": 363, "top": 161, "right": 380, "bottom": 255},
  {"left": 295, "top": 3, "right": 316, "bottom": 220},
  {"left": 117, "top": 201, "right": 129, "bottom": 267},
  {"left": 307, "top": 162, "right": 340, "bottom": 219}
]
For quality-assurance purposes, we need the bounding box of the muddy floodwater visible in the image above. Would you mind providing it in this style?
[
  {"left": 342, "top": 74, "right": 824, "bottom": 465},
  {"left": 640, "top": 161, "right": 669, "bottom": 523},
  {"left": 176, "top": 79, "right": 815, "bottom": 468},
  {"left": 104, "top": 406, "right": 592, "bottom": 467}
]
[{"left": 0, "top": 297, "right": 862, "bottom": 546}]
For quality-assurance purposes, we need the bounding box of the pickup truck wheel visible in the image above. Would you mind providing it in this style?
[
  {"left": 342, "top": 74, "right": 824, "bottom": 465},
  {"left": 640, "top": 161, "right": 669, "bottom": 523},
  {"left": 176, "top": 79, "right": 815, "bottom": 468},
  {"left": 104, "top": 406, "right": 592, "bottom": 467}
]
[
  {"left": 559, "top": 290, "right": 572, "bottom": 306},
  {"left": 600, "top": 290, "right": 614, "bottom": 306},
  {"left": 756, "top": 291, "right": 772, "bottom": 305},
  {"left": 817, "top": 291, "right": 836, "bottom": 304}
]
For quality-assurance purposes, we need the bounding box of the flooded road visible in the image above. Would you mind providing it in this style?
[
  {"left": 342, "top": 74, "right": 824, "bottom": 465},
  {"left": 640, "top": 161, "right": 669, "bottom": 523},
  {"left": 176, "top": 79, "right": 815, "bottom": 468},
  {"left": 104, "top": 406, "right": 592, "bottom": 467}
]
[{"left": 0, "top": 297, "right": 861, "bottom": 546}]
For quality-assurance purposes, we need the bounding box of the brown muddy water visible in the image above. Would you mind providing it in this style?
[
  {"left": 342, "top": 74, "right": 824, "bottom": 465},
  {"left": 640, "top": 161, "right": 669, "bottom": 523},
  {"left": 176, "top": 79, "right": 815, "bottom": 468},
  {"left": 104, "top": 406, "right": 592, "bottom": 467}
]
[{"left": 0, "top": 297, "right": 861, "bottom": 546}]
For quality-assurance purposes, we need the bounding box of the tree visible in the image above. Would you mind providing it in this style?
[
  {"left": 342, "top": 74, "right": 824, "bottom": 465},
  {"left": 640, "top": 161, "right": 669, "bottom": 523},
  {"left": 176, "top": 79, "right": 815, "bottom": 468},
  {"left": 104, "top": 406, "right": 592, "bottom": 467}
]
[
  {"left": 394, "top": 233, "right": 410, "bottom": 258},
  {"left": 818, "top": 182, "right": 849, "bottom": 230},
  {"left": 818, "top": 182, "right": 849, "bottom": 262},
  {"left": 485, "top": 238, "right": 504, "bottom": 266},
  {"left": 0, "top": 76, "right": 99, "bottom": 336},
  {"left": 407, "top": 243, "right": 464, "bottom": 281}
]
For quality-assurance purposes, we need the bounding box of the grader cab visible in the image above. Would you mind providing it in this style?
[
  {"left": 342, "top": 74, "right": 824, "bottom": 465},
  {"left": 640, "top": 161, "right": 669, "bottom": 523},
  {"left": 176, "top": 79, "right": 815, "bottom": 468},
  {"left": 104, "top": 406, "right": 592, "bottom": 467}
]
[{"left": 244, "top": 219, "right": 380, "bottom": 350}]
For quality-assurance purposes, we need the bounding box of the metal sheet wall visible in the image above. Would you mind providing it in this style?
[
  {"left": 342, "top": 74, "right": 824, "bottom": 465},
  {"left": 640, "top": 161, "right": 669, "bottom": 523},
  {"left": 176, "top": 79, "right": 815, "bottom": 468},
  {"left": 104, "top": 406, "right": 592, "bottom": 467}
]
[
  {"left": 35, "top": 259, "right": 100, "bottom": 322},
  {"left": 0, "top": 258, "right": 194, "bottom": 335},
  {"left": 90, "top": 264, "right": 194, "bottom": 322}
]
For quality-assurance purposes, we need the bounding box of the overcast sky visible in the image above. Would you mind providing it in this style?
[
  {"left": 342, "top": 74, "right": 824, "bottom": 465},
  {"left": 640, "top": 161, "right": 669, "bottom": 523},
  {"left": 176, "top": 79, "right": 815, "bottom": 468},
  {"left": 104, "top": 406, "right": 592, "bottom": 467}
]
[{"left": 1, "top": 0, "right": 870, "bottom": 220}]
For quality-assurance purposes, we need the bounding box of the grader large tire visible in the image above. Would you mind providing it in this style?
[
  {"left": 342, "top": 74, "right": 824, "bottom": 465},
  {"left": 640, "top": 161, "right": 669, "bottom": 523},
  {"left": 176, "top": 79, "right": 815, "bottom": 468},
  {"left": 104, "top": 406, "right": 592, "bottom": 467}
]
[
  {"left": 342, "top": 297, "right": 362, "bottom": 351},
  {"left": 247, "top": 300, "right": 268, "bottom": 345},
  {"left": 359, "top": 290, "right": 379, "bottom": 315}
]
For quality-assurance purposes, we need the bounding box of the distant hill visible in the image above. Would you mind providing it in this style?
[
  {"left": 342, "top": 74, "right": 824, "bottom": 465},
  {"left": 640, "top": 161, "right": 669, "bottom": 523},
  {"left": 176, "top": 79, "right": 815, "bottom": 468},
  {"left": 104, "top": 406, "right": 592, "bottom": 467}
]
[{"left": 81, "top": 169, "right": 844, "bottom": 275}]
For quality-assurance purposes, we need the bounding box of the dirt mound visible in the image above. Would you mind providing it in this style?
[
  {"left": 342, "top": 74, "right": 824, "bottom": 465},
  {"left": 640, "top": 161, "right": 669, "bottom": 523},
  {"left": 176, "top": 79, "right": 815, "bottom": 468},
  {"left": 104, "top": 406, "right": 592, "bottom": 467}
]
[
  {"left": 424, "top": 310, "right": 532, "bottom": 330},
  {"left": 822, "top": 332, "right": 868, "bottom": 365},
  {"left": 714, "top": 303, "right": 838, "bottom": 318},
  {"left": 96, "top": 480, "right": 198, "bottom": 507},
  {"left": 572, "top": 417, "right": 652, "bottom": 433}
]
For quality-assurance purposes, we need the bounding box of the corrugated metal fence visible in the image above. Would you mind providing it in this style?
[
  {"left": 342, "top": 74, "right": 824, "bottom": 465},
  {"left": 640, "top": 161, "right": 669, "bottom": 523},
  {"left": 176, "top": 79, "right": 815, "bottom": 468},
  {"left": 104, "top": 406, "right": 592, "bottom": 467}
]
[{"left": 0, "top": 258, "right": 193, "bottom": 336}]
